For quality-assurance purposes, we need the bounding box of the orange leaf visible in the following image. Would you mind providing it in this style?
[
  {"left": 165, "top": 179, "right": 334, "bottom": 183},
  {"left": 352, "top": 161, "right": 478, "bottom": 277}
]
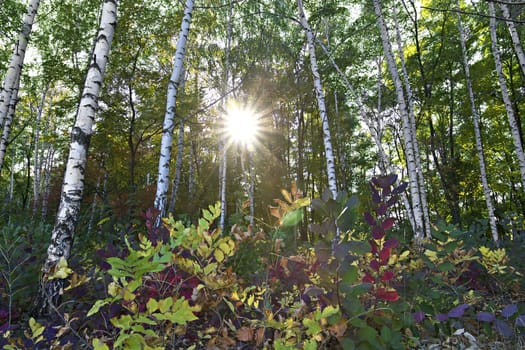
[{"left": 236, "top": 326, "right": 254, "bottom": 342}]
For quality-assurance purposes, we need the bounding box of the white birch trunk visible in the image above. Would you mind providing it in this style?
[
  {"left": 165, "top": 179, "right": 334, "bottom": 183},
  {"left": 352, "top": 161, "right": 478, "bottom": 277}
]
[
  {"left": 297, "top": 0, "right": 338, "bottom": 200},
  {"left": 40, "top": 146, "right": 55, "bottom": 219},
  {"left": 153, "top": 0, "right": 194, "bottom": 221},
  {"left": 37, "top": 0, "right": 117, "bottom": 316},
  {"left": 0, "top": 0, "right": 40, "bottom": 129},
  {"left": 219, "top": 0, "right": 233, "bottom": 231},
  {"left": 373, "top": 0, "right": 425, "bottom": 239},
  {"left": 457, "top": 2, "right": 499, "bottom": 244},
  {"left": 393, "top": 9, "right": 431, "bottom": 238},
  {"left": 489, "top": 1, "right": 525, "bottom": 190},
  {"left": 499, "top": 3, "right": 525, "bottom": 77},
  {"left": 32, "top": 84, "right": 49, "bottom": 216},
  {"left": 168, "top": 121, "right": 185, "bottom": 214},
  {"left": 314, "top": 37, "right": 417, "bottom": 233},
  {"left": 0, "top": 73, "right": 20, "bottom": 175}
]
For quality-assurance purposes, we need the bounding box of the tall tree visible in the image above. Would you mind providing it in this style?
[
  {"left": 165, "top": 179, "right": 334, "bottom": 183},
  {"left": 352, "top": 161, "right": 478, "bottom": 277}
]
[
  {"left": 296, "top": 0, "right": 338, "bottom": 200},
  {"left": 499, "top": 2, "right": 525, "bottom": 77},
  {"left": 153, "top": 0, "right": 194, "bottom": 221},
  {"left": 36, "top": 0, "right": 118, "bottom": 316},
  {"left": 488, "top": 1, "right": 525, "bottom": 190},
  {"left": 373, "top": 0, "right": 427, "bottom": 239},
  {"left": 0, "top": 0, "right": 40, "bottom": 169},
  {"left": 456, "top": 1, "right": 499, "bottom": 244}
]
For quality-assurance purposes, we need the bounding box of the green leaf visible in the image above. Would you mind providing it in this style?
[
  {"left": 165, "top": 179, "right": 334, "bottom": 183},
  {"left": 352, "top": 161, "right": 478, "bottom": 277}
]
[
  {"left": 167, "top": 298, "right": 198, "bottom": 324},
  {"left": 342, "top": 265, "right": 358, "bottom": 285},
  {"left": 147, "top": 298, "right": 158, "bottom": 313},
  {"left": 159, "top": 297, "right": 173, "bottom": 313},
  {"left": 380, "top": 325, "right": 391, "bottom": 343},
  {"left": 87, "top": 299, "right": 110, "bottom": 317},
  {"left": 303, "top": 318, "right": 322, "bottom": 336},
  {"left": 320, "top": 305, "right": 340, "bottom": 319},
  {"left": 438, "top": 262, "right": 455, "bottom": 272},
  {"left": 92, "top": 338, "right": 110, "bottom": 350},
  {"left": 111, "top": 315, "right": 133, "bottom": 330},
  {"left": 304, "top": 338, "right": 318, "bottom": 350},
  {"left": 281, "top": 209, "right": 303, "bottom": 227}
]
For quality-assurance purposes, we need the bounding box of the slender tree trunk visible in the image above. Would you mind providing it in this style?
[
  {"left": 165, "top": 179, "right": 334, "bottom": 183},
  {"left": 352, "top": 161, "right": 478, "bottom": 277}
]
[
  {"left": 499, "top": 2, "right": 525, "bottom": 77},
  {"left": 0, "top": 73, "right": 20, "bottom": 175},
  {"left": 488, "top": 1, "right": 525, "bottom": 190},
  {"left": 373, "top": 0, "right": 425, "bottom": 239},
  {"left": 40, "top": 146, "right": 55, "bottom": 220},
  {"left": 168, "top": 121, "right": 185, "bottom": 214},
  {"left": 219, "top": 0, "right": 233, "bottom": 231},
  {"left": 457, "top": 3, "right": 499, "bottom": 243},
  {"left": 153, "top": 0, "right": 194, "bottom": 221},
  {"left": 393, "top": 8, "right": 431, "bottom": 237},
  {"left": 297, "top": 0, "right": 338, "bottom": 200},
  {"left": 35, "top": 0, "right": 117, "bottom": 317},
  {"left": 32, "top": 83, "right": 49, "bottom": 216},
  {"left": 0, "top": 0, "right": 40, "bottom": 130}
]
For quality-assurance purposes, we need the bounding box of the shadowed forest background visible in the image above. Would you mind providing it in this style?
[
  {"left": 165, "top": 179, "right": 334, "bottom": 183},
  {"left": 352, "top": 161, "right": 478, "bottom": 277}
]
[{"left": 1, "top": 0, "right": 525, "bottom": 348}]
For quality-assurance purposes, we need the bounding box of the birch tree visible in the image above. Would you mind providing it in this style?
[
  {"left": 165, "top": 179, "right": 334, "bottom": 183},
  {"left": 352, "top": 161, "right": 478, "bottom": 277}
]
[
  {"left": 36, "top": 0, "right": 117, "bottom": 316},
  {"left": 219, "top": 0, "right": 233, "bottom": 231},
  {"left": 296, "top": 0, "right": 338, "bottom": 200},
  {"left": 457, "top": 1, "right": 499, "bottom": 244},
  {"left": 0, "top": 72, "right": 20, "bottom": 174},
  {"left": 499, "top": 2, "right": 525, "bottom": 77},
  {"left": 392, "top": 7, "right": 431, "bottom": 238},
  {"left": 168, "top": 121, "right": 185, "bottom": 214},
  {"left": 373, "top": 0, "right": 426, "bottom": 239},
  {"left": 488, "top": 1, "right": 525, "bottom": 190},
  {"left": 0, "top": 0, "right": 40, "bottom": 131},
  {"left": 153, "top": 0, "right": 194, "bottom": 221}
]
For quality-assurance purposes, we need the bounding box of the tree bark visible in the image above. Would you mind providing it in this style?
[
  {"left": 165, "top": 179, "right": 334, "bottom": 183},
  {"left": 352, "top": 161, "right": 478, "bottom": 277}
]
[
  {"left": 373, "top": 0, "right": 425, "bottom": 239},
  {"left": 297, "top": 0, "right": 338, "bottom": 201},
  {"left": 0, "top": 72, "right": 20, "bottom": 175},
  {"left": 153, "top": 0, "right": 194, "bottom": 221},
  {"left": 488, "top": 1, "right": 525, "bottom": 190},
  {"left": 168, "top": 121, "right": 185, "bottom": 214},
  {"left": 32, "top": 83, "right": 50, "bottom": 216},
  {"left": 0, "top": 0, "right": 40, "bottom": 130},
  {"left": 35, "top": 0, "right": 117, "bottom": 317},
  {"left": 499, "top": 2, "right": 525, "bottom": 77},
  {"left": 393, "top": 8, "right": 431, "bottom": 237},
  {"left": 458, "top": 2, "right": 499, "bottom": 243}
]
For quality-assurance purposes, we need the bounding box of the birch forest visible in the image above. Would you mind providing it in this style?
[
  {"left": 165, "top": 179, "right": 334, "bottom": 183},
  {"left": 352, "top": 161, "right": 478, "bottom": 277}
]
[{"left": 1, "top": 0, "right": 525, "bottom": 348}]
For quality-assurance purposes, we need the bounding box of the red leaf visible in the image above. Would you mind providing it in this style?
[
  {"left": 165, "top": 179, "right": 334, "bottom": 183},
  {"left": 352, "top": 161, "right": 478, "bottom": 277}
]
[
  {"left": 370, "top": 259, "right": 380, "bottom": 271},
  {"left": 369, "top": 239, "right": 378, "bottom": 254},
  {"left": 372, "top": 225, "right": 385, "bottom": 240},
  {"left": 382, "top": 218, "right": 396, "bottom": 230},
  {"left": 364, "top": 212, "right": 375, "bottom": 226},
  {"left": 383, "top": 238, "right": 399, "bottom": 249},
  {"left": 376, "top": 288, "right": 399, "bottom": 302},
  {"left": 379, "top": 247, "right": 391, "bottom": 264},
  {"left": 363, "top": 272, "right": 375, "bottom": 283},
  {"left": 380, "top": 271, "right": 394, "bottom": 282}
]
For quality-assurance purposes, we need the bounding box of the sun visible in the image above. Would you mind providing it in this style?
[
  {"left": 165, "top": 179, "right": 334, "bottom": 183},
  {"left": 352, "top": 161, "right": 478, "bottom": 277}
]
[{"left": 225, "top": 104, "right": 260, "bottom": 146}]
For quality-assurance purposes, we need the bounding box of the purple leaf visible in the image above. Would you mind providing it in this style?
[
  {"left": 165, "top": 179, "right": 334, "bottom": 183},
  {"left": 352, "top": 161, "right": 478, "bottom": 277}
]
[
  {"left": 436, "top": 313, "right": 449, "bottom": 322},
  {"left": 392, "top": 182, "right": 408, "bottom": 195},
  {"left": 413, "top": 311, "right": 425, "bottom": 323},
  {"left": 372, "top": 225, "right": 385, "bottom": 240},
  {"left": 476, "top": 311, "right": 495, "bottom": 322},
  {"left": 515, "top": 315, "right": 525, "bottom": 327},
  {"left": 372, "top": 190, "right": 381, "bottom": 204},
  {"left": 370, "top": 259, "right": 380, "bottom": 271},
  {"left": 501, "top": 304, "right": 518, "bottom": 318},
  {"left": 494, "top": 319, "right": 514, "bottom": 337},
  {"left": 376, "top": 203, "right": 388, "bottom": 216},
  {"left": 364, "top": 212, "right": 375, "bottom": 226},
  {"left": 448, "top": 304, "right": 469, "bottom": 318},
  {"left": 383, "top": 238, "right": 399, "bottom": 249}
]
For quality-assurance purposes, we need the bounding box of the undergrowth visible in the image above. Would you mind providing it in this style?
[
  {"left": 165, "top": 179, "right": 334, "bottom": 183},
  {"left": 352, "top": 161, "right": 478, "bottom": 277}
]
[{"left": 0, "top": 175, "right": 524, "bottom": 349}]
